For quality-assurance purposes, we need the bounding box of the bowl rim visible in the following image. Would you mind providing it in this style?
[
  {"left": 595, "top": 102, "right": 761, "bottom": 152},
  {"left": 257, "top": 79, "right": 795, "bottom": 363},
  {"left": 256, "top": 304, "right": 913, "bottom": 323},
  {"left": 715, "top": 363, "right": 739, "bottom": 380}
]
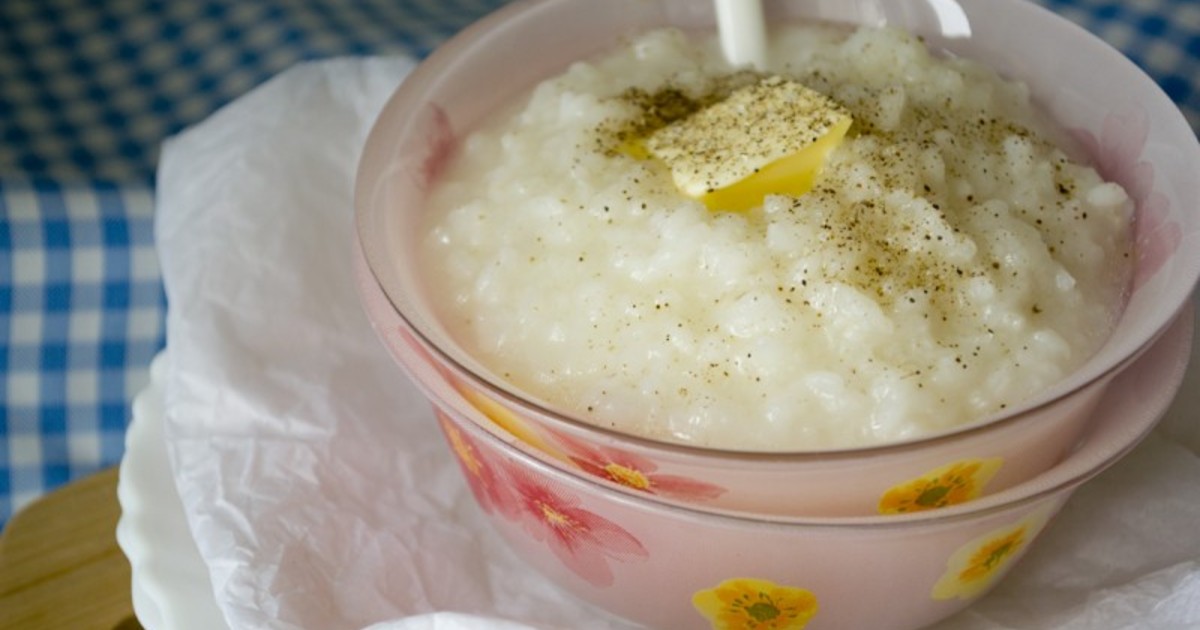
[
  {"left": 435, "top": 304, "right": 1192, "bottom": 528},
  {"left": 355, "top": 0, "right": 1200, "bottom": 459}
]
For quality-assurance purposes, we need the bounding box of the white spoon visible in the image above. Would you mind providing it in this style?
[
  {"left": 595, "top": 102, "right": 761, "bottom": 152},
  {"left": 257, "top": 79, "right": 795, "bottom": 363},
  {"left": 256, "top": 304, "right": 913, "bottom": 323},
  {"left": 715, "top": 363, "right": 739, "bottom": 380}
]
[{"left": 714, "top": 0, "right": 768, "bottom": 71}]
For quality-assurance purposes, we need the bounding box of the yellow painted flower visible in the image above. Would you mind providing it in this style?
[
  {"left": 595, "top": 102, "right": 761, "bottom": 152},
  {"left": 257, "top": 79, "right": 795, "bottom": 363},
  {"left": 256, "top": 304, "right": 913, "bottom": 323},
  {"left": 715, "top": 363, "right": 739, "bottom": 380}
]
[
  {"left": 932, "top": 509, "right": 1051, "bottom": 600},
  {"left": 444, "top": 417, "right": 483, "bottom": 477},
  {"left": 454, "top": 381, "right": 563, "bottom": 459},
  {"left": 693, "top": 577, "right": 818, "bottom": 630},
  {"left": 878, "top": 457, "right": 1003, "bottom": 514}
]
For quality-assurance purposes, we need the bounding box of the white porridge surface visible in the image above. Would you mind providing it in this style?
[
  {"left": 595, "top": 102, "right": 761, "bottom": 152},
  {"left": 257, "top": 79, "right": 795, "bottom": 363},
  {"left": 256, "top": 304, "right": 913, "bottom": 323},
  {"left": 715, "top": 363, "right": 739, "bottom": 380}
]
[{"left": 419, "top": 24, "right": 1132, "bottom": 451}]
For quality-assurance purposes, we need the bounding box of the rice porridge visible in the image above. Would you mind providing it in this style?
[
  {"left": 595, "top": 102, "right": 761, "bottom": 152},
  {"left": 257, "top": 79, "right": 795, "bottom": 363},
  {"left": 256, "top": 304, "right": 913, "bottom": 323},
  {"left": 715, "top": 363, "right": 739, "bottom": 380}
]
[{"left": 419, "top": 25, "right": 1133, "bottom": 451}]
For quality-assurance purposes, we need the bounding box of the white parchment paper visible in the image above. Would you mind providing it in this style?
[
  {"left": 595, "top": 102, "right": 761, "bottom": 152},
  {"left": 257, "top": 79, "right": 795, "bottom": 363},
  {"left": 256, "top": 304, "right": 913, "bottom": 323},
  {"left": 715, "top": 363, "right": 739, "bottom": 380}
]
[{"left": 155, "top": 57, "right": 1200, "bottom": 630}]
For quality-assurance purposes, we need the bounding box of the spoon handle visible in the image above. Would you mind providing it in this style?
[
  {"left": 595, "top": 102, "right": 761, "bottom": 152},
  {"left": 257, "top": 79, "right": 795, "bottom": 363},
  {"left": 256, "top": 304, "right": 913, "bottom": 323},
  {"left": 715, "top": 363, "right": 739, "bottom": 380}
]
[{"left": 714, "top": 0, "right": 768, "bottom": 70}]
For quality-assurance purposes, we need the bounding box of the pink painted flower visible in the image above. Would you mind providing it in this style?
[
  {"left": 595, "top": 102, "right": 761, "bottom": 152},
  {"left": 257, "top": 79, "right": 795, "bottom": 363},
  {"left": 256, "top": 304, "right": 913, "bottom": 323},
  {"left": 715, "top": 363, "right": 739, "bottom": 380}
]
[
  {"left": 438, "top": 412, "right": 649, "bottom": 587},
  {"left": 1073, "top": 109, "right": 1181, "bottom": 290},
  {"left": 437, "top": 411, "right": 518, "bottom": 519},
  {"left": 419, "top": 104, "right": 457, "bottom": 190},
  {"left": 549, "top": 429, "right": 726, "bottom": 502},
  {"left": 504, "top": 463, "right": 649, "bottom": 587}
]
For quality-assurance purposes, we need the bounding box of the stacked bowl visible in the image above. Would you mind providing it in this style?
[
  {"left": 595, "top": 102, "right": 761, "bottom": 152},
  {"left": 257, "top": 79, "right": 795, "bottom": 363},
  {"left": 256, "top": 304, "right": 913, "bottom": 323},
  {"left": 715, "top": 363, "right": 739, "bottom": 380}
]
[{"left": 354, "top": 0, "right": 1200, "bottom": 628}]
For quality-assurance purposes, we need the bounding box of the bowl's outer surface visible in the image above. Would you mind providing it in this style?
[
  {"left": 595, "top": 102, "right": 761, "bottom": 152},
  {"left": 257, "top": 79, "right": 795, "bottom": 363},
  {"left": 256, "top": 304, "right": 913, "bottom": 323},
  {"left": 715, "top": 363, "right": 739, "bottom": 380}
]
[{"left": 423, "top": 305, "right": 1192, "bottom": 630}]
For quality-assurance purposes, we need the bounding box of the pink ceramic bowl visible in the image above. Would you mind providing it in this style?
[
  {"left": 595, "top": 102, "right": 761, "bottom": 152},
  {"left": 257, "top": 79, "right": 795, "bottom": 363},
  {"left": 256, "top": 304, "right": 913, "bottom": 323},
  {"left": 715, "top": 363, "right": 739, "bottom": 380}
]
[
  {"left": 427, "top": 306, "right": 1191, "bottom": 630},
  {"left": 355, "top": 0, "right": 1200, "bottom": 517}
]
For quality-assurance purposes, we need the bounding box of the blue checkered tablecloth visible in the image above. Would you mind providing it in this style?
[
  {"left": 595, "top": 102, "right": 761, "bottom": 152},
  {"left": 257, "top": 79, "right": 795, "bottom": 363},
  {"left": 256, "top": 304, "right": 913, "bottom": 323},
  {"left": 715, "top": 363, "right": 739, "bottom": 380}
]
[{"left": 1, "top": 0, "right": 1197, "bottom": 529}]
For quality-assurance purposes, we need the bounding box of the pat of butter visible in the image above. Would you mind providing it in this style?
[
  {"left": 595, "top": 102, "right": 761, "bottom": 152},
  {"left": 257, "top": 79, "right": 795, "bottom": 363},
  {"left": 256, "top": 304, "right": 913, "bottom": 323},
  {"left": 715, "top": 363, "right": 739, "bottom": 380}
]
[{"left": 645, "top": 76, "right": 852, "bottom": 211}]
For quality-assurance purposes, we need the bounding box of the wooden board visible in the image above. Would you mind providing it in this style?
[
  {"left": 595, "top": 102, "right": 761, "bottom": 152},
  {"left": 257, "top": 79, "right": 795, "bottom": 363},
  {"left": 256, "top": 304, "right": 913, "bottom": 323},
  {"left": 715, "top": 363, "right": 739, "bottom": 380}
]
[{"left": 0, "top": 467, "right": 139, "bottom": 629}]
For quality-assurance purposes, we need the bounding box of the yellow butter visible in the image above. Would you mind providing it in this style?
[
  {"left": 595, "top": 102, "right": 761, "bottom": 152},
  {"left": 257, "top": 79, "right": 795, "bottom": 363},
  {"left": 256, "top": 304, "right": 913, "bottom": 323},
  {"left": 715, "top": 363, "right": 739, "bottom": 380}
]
[{"left": 645, "top": 76, "right": 852, "bottom": 211}]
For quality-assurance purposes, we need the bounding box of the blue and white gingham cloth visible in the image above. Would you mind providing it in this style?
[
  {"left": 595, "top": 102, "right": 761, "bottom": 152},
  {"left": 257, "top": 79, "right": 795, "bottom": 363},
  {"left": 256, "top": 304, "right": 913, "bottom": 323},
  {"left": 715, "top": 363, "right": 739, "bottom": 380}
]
[
  {"left": 0, "top": 0, "right": 1197, "bottom": 528},
  {"left": 1042, "top": 0, "right": 1200, "bottom": 129},
  {"left": 0, "top": 182, "right": 163, "bottom": 517},
  {"left": 0, "top": 0, "right": 508, "bottom": 182}
]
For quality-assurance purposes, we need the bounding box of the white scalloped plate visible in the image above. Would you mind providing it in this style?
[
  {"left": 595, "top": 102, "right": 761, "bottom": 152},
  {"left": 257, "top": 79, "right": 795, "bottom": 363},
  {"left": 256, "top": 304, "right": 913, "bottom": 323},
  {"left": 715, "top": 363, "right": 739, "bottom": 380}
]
[{"left": 115, "top": 353, "right": 230, "bottom": 630}]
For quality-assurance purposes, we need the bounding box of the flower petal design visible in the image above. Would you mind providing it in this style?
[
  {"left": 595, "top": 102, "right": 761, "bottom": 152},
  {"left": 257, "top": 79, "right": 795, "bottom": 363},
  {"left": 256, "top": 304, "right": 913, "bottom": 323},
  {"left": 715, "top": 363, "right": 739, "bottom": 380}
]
[
  {"left": 877, "top": 458, "right": 1003, "bottom": 514},
  {"left": 438, "top": 412, "right": 649, "bottom": 587},
  {"left": 419, "top": 104, "right": 457, "bottom": 190},
  {"left": 437, "top": 411, "right": 519, "bottom": 519},
  {"left": 1071, "top": 108, "right": 1179, "bottom": 291},
  {"left": 1132, "top": 191, "right": 1182, "bottom": 289},
  {"left": 454, "top": 382, "right": 563, "bottom": 459},
  {"left": 548, "top": 428, "right": 727, "bottom": 501},
  {"left": 693, "top": 577, "right": 819, "bottom": 630},
  {"left": 504, "top": 462, "right": 649, "bottom": 587},
  {"left": 931, "top": 508, "right": 1051, "bottom": 600}
]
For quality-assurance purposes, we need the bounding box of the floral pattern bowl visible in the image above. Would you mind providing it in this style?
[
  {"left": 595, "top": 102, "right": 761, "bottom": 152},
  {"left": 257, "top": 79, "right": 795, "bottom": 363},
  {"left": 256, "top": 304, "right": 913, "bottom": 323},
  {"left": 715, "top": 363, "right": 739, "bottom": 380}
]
[
  {"left": 422, "top": 306, "right": 1191, "bottom": 630},
  {"left": 354, "top": 0, "right": 1200, "bottom": 517}
]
